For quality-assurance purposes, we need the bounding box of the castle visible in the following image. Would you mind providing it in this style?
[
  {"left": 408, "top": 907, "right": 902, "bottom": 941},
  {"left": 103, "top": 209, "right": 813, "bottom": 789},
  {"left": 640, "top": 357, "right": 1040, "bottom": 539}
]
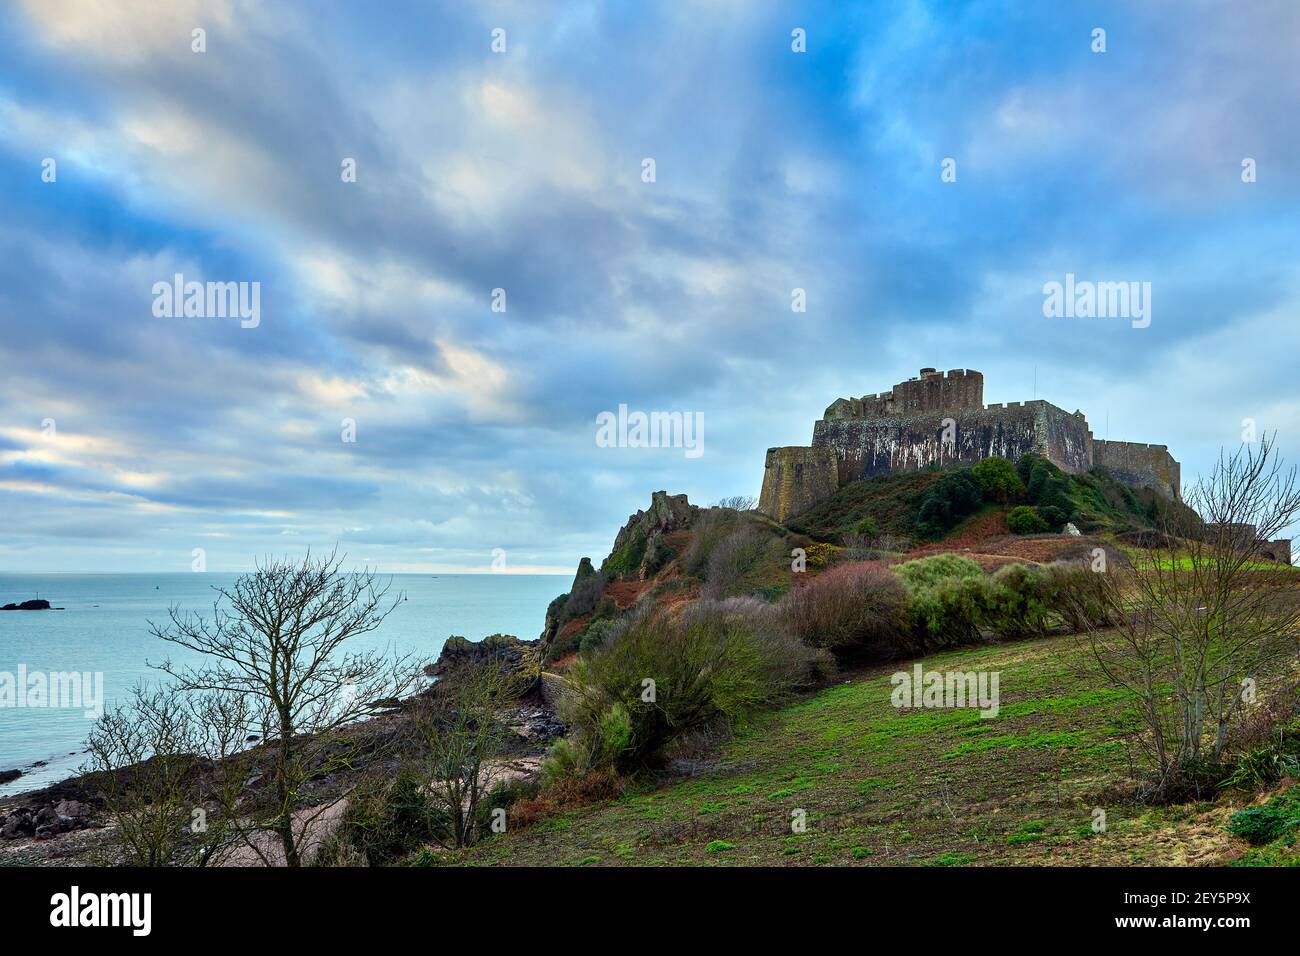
[{"left": 758, "top": 367, "right": 1182, "bottom": 522}]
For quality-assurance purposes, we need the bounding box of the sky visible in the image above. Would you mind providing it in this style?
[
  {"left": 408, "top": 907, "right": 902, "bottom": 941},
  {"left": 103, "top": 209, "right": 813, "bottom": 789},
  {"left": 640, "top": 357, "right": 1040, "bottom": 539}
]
[{"left": 0, "top": 0, "right": 1297, "bottom": 574}]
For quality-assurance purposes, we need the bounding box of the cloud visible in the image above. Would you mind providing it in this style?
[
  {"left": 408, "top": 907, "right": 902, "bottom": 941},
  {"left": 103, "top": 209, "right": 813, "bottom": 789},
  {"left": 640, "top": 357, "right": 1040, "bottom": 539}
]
[{"left": 0, "top": 0, "right": 1297, "bottom": 571}]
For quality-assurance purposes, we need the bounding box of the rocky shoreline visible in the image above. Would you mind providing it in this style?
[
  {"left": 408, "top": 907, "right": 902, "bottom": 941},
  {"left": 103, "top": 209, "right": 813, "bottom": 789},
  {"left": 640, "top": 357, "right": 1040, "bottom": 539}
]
[{"left": 0, "top": 632, "right": 566, "bottom": 865}]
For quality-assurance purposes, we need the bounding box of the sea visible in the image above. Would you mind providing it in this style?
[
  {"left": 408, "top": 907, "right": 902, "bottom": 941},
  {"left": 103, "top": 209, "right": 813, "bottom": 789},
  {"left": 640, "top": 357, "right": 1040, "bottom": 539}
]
[{"left": 0, "top": 572, "right": 566, "bottom": 796}]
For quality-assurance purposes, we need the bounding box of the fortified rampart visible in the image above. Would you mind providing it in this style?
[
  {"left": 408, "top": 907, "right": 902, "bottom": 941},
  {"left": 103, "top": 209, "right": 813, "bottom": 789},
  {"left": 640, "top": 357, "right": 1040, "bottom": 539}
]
[
  {"left": 759, "top": 367, "right": 1183, "bottom": 522},
  {"left": 1091, "top": 440, "right": 1180, "bottom": 501}
]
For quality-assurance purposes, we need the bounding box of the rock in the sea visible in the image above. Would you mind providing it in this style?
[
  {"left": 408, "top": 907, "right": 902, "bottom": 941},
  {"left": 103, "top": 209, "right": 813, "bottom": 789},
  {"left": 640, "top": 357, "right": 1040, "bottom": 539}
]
[
  {"left": 0, "top": 768, "right": 22, "bottom": 785},
  {"left": 1, "top": 599, "right": 52, "bottom": 611}
]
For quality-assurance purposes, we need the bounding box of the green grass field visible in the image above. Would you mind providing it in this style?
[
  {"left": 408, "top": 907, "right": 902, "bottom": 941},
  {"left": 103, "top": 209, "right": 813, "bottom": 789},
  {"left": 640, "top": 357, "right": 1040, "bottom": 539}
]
[{"left": 448, "top": 631, "right": 1274, "bottom": 867}]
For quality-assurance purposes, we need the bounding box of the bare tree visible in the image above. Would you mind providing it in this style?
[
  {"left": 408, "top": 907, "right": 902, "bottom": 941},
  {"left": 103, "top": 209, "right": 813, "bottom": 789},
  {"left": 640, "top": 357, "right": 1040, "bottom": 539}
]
[
  {"left": 150, "top": 549, "right": 418, "bottom": 866},
  {"left": 714, "top": 495, "right": 758, "bottom": 512},
  {"left": 84, "top": 684, "right": 248, "bottom": 867},
  {"left": 408, "top": 659, "right": 526, "bottom": 850},
  {"left": 1081, "top": 435, "right": 1300, "bottom": 796}
]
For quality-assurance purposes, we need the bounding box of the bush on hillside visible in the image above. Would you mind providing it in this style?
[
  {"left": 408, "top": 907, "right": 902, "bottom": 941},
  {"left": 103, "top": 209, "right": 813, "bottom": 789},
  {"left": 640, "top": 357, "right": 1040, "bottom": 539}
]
[
  {"left": 1037, "top": 505, "right": 1068, "bottom": 531},
  {"left": 781, "top": 562, "right": 913, "bottom": 662},
  {"left": 551, "top": 602, "right": 822, "bottom": 775},
  {"left": 681, "top": 509, "right": 744, "bottom": 578},
  {"left": 1049, "top": 561, "right": 1120, "bottom": 632},
  {"left": 985, "top": 563, "right": 1054, "bottom": 636},
  {"left": 971, "top": 456, "right": 1025, "bottom": 503},
  {"left": 894, "top": 553, "right": 984, "bottom": 588},
  {"left": 702, "top": 524, "right": 780, "bottom": 600},
  {"left": 320, "top": 767, "right": 439, "bottom": 866},
  {"left": 579, "top": 617, "right": 624, "bottom": 656},
  {"left": 915, "top": 470, "right": 984, "bottom": 538},
  {"left": 1022, "top": 456, "right": 1075, "bottom": 518},
  {"left": 895, "top": 556, "right": 989, "bottom": 645},
  {"left": 851, "top": 515, "right": 879, "bottom": 538},
  {"left": 904, "top": 574, "right": 990, "bottom": 646},
  {"left": 1008, "top": 505, "right": 1050, "bottom": 534}
]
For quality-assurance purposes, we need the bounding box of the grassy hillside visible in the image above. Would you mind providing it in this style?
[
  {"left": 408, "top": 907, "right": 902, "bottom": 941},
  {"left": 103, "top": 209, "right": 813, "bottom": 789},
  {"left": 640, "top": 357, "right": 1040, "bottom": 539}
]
[
  {"left": 785, "top": 458, "right": 1172, "bottom": 546},
  {"left": 448, "top": 631, "right": 1287, "bottom": 867},
  {"left": 785, "top": 471, "right": 944, "bottom": 542}
]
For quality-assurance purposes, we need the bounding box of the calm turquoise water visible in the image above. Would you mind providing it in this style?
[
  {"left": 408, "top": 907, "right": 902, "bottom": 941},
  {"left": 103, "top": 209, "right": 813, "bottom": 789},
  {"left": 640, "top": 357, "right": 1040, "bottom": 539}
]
[{"left": 0, "top": 573, "right": 565, "bottom": 795}]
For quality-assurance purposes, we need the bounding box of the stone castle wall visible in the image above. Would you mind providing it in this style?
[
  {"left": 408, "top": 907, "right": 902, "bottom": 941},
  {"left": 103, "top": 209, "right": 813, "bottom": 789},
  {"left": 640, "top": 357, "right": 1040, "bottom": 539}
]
[
  {"left": 758, "top": 446, "right": 839, "bottom": 523},
  {"left": 758, "top": 367, "right": 1183, "bottom": 523},
  {"left": 824, "top": 368, "right": 984, "bottom": 420},
  {"left": 1091, "top": 439, "right": 1180, "bottom": 500},
  {"left": 812, "top": 400, "right": 1093, "bottom": 486}
]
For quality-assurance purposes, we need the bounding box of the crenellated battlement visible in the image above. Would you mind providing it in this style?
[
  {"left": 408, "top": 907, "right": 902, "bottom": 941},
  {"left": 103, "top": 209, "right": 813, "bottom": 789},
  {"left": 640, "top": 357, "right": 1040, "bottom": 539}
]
[{"left": 825, "top": 368, "right": 985, "bottom": 420}]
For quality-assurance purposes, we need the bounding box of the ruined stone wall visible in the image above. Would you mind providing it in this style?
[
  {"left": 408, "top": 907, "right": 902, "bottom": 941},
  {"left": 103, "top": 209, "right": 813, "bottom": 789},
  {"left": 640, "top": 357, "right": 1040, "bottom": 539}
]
[
  {"left": 757, "top": 446, "right": 839, "bottom": 523},
  {"left": 1092, "top": 439, "right": 1181, "bottom": 499},
  {"left": 1261, "top": 540, "right": 1293, "bottom": 565},
  {"left": 811, "top": 400, "right": 1091, "bottom": 483}
]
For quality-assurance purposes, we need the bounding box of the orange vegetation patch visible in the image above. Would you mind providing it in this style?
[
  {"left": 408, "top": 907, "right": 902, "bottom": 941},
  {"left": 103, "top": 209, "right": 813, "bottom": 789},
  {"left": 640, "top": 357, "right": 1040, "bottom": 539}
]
[
  {"left": 928, "top": 510, "right": 1010, "bottom": 551},
  {"left": 661, "top": 530, "right": 693, "bottom": 554},
  {"left": 549, "top": 651, "right": 578, "bottom": 671},
  {"left": 558, "top": 615, "right": 590, "bottom": 640},
  {"left": 604, "top": 579, "right": 651, "bottom": 609}
]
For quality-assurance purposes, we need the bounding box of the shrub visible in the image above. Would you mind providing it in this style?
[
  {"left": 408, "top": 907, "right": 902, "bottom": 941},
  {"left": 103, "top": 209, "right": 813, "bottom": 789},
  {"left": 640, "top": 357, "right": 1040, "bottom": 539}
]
[
  {"left": 1037, "top": 504, "right": 1068, "bottom": 531},
  {"left": 684, "top": 597, "right": 833, "bottom": 687},
  {"left": 895, "top": 555, "right": 990, "bottom": 646},
  {"left": 702, "top": 525, "right": 775, "bottom": 599},
  {"left": 579, "top": 617, "right": 624, "bottom": 656},
  {"left": 915, "top": 471, "right": 983, "bottom": 537},
  {"left": 894, "top": 554, "right": 984, "bottom": 588},
  {"left": 1007, "top": 505, "right": 1049, "bottom": 534},
  {"left": 681, "top": 509, "right": 742, "bottom": 578},
  {"left": 325, "top": 767, "right": 439, "bottom": 866},
  {"left": 1226, "top": 789, "right": 1300, "bottom": 846},
  {"left": 1048, "top": 561, "right": 1119, "bottom": 632},
  {"left": 904, "top": 574, "right": 989, "bottom": 646},
  {"left": 781, "top": 562, "right": 913, "bottom": 662},
  {"left": 985, "top": 563, "right": 1053, "bottom": 636},
  {"left": 972, "top": 456, "right": 1024, "bottom": 503},
  {"left": 873, "top": 533, "right": 913, "bottom": 553},
  {"left": 1024, "top": 458, "right": 1075, "bottom": 517},
  {"left": 803, "top": 542, "right": 840, "bottom": 569},
  {"left": 851, "top": 515, "right": 879, "bottom": 538},
  {"left": 556, "top": 603, "right": 820, "bottom": 774},
  {"left": 1015, "top": 452, "right": 1040, "bottom": 486}
]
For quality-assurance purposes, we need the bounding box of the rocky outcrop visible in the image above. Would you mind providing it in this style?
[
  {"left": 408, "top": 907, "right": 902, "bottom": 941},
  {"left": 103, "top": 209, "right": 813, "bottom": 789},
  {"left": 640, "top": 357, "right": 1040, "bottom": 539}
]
[
  {"left": 602, "top": 490, "right": 698, "bottom": 580},
  {"left": 1, "top": 599, "right": 52, "bottom": 611},
  {"left": 425, "top": 633, "right": 538, "bottom": 677},
  {"left": 1, "top": 785, "right": 102, "bottom": 841}
]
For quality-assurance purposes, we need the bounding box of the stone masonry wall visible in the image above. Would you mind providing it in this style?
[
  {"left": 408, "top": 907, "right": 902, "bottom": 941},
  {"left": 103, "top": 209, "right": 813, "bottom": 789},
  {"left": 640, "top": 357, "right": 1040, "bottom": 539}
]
[
  {"left": 1091, "top": 439, "right": 1181, "bottom": 500},
  {"left": 811, "top": 400, "right": 1092, "bottom": 484},
  {"left": 758, "top": 446, "right": 839, "bottom": 523}
]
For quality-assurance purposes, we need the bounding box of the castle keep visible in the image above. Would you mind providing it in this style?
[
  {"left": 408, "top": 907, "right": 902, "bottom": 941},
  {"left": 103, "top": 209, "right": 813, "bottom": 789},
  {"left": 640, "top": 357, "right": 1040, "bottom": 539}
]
[{"left": 758, "top": 367, "right": 1181, "bottom": 522}]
